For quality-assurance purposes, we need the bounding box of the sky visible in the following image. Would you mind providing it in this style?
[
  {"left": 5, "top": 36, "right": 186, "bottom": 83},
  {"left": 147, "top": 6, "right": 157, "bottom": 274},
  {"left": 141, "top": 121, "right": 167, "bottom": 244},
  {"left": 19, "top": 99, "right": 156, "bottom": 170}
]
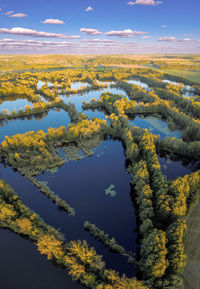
[{"left": 0, "top": 0, "right": 199, "bottom": 54}]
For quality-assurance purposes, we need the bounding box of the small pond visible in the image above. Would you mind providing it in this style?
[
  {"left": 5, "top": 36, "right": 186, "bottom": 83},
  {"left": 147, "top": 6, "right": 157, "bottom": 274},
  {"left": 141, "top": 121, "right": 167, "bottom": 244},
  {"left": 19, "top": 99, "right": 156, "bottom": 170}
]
[
  {"left": 126, "top": 79, "right": 149, "bottom": 89},
  {"left": 128, "top": 115, "right": 182, "bottom": 139},
  {"left": 0, "top": 99, "right": 33, "bottom": 113}
]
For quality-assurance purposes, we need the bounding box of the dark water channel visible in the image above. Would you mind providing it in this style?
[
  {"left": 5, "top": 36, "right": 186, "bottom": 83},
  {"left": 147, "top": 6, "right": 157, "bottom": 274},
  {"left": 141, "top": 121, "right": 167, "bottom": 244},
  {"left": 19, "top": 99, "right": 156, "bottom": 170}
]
[{"left": 0, "top": 140, "right": 138, "bottom": 288}]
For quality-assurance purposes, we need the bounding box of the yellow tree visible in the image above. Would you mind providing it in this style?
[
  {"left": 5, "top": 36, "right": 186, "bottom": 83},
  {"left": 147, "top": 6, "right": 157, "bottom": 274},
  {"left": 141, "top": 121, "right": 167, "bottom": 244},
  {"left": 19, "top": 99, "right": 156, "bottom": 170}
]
[{"left": 37, "top": 234, "right": 64, "bottom": 260}]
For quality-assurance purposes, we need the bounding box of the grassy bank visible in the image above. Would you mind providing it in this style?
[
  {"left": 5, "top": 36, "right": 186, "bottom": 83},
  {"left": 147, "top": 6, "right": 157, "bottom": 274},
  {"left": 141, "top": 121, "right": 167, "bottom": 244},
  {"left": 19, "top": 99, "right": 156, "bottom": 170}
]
[{"left": 182, "top": 196, "right": 200, "bottom": 289}]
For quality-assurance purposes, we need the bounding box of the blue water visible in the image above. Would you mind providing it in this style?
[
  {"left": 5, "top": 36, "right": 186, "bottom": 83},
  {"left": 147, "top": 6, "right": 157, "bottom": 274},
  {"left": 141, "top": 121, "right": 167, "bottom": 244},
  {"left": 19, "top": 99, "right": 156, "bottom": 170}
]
[
  {"left": 182, "top": 86, "right": 193, "bottom": 98},
  {"left": 70, "top": 82, "right": 89, "bottom": 90},
  {"left": 0, "top": 140, "right": 138, "bottom": 278},
  {"left": 159, "top": 155, "right": 199, "bottom": 180},
  {"left": 0, "top": 109, "right": 70, "bottom": 143},
  {"left": 0, "top": 229, "right": 84, "bottom": 289},
  {"left": 129, "top": 115, "right": 182, "bottom": 139},
  {"left": 0, "top": 99, "right": 33, "bottom": 113},
  {"left": 96, "top": 80, "right": 115, "bottom": 86},
  {"left": 163, "top": 80, "right": 193, "bottom": 98},
  {"left": 37, "top": 80, "right": 46, "bottom": 89},
  {"left": 62, "top": 87, "right": 128, "bottom": 120},
  {"left": 127, "top": 79, "right": 149, "bottom": 89},
  {"left": 163, "top": 79, "right": 179, "bottom": 85},
  {"left": 37, "top": 80, "right": 54, "bottom": 89}
]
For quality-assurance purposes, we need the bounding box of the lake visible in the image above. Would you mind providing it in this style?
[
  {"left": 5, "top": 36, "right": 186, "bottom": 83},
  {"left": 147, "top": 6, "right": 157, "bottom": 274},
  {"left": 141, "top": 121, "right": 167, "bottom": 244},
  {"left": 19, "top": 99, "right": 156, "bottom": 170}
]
[
  {"left": 128, "top": 115, "right": 182, "bottom": 139},
  {"left": 0, "top": 108, "right": 70, "bottom": 143},
  {"left": 61, "top": 86, "right": 128, "bottom": 120},
  {"left": 0, "top": 139, "right": 138, "bottom": 279}
]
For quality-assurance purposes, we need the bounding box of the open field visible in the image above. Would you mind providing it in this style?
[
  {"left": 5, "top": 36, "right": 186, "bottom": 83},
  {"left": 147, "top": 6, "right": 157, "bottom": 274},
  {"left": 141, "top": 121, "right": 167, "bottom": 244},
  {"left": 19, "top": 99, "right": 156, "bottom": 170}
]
[
  {"left": 155, "top": 69, "right": 200, "bottom": 83},
  {"left": 182, "top": 196, "right": 200, "bottom": 289}
]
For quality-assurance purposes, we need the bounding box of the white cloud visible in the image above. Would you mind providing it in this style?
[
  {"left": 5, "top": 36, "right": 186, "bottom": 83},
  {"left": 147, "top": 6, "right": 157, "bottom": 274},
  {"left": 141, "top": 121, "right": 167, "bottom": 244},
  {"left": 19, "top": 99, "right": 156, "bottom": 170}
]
[
  {"left": 161, "top": 25, "right": 167, "bottom": 28},
  {"left": 175, "top": 38, "right": 194, "bottom": 43},
  {"left": 81, "top": 38, "right": 115, "bottom": 43},
  {"left": 158, "top": 36, "right": 194, "bottom": 43},
  {"left": 80, "top": 28, "right": 102, "bottom": 35},
  {"left": 85, "top": 6, "right": 93, "bottom": 12},
  {"left": 157, "top": 37, "right": 198, "bottom": 44},
  {"left": 127, "top": 0, "right": 162, "bottom": 6},
  {"left": 0, "top": 38, "right": 115, "bottom": 50},
  {"left": 9, "top": 13, "right": 27, "bottom": 18},
  {"left": 42, "top": 19, "right": 65, "bottom": 24},
  {"left": 105, "top": 29, "right": 148, "bottom": 38},
  {"left": 158, "top": 36, "right": 176, "bottom": 41},
  {"left": 0, "top": 27, "right": 80, "bottom": 39},
  {"left": 0, "top": 38, "right": 72, "bottom": 46},
  {"left": 0, "top": 38, "right": 199, "bottom": 54},
  {"left": 0, "top": 38, "right": 15, "bottom": 42},
  {"left": 5, "top": 11, "right": 14, "bottom": 16},
  {"left": 141, "top": 35, "right": 152, "bottom": 39}
]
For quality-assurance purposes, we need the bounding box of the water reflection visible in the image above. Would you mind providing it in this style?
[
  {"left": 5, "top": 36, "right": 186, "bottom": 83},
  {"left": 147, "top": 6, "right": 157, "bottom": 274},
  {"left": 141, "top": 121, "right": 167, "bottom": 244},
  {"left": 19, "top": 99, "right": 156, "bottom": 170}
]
[
  {"left": 127, "top": 79, "right": 149, "bottom": 89},
  {"left": 62, "top": 87, "right": 128, "bottom": 120},
  {"left": 163, "top": 79, "right": 179, "bottom": 85},
  {"left": 0, "top": 109, "right": 70, "bottom": 142},
  {"left": 128, "top": 115, "right": 182, "bottom": 139},
  {"left": 70, "top": 82, "right": 89, "bottom": 90},
  {"left": 0, "top": 140, "right": 138, "bottom": 277},
  {"left": 0, "top": 99, "right": 33, "bottom": 113},
  {"left": 158, "top": 152, "right": 200, "bottom": 180},
  {"left": 0, "top": 229, "right": 85, "bottom": 289}
]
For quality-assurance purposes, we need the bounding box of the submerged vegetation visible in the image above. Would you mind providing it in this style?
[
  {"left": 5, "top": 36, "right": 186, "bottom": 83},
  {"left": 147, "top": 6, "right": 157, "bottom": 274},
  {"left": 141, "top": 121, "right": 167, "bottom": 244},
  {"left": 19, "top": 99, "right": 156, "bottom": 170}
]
[
  {"left": 0, "top": 54, "right": 200, "bottom": 289},
  {"left": 84, "top": 221, "right": 136, "bottom": 264},
  {"left": 105, "top": 184, "right": 117, "bottom": 197}
]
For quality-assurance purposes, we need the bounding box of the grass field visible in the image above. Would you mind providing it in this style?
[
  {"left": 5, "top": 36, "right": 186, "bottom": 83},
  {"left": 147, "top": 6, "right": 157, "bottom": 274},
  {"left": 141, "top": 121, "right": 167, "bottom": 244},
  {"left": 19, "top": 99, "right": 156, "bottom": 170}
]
[
  {"left": 182, "top": 197, "right": 200, "bottom": 289},
  {"left": 158, "top": 69, "right": 200, "bottom": 83}
]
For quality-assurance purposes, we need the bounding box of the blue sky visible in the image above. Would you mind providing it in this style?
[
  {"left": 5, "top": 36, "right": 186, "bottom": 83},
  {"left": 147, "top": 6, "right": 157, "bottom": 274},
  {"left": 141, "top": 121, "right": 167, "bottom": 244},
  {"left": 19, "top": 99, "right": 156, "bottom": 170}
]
[{"left": 0, "top": 0, "right": 199, "bottom": 54}]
